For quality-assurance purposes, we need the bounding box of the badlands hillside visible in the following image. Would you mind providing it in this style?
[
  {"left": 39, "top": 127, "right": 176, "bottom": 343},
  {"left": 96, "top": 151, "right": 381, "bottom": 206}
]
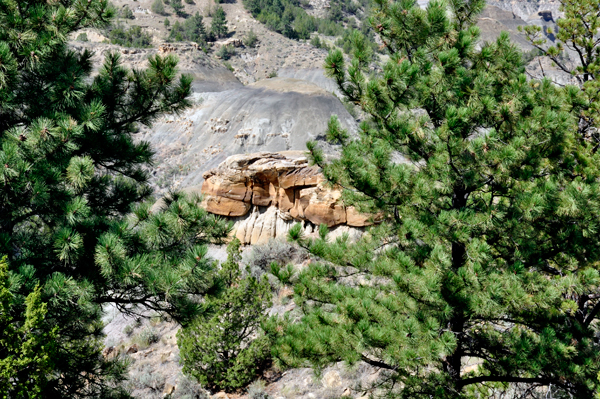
[{"left": 83, "top": 0, "right": 572, "bottom": 397}]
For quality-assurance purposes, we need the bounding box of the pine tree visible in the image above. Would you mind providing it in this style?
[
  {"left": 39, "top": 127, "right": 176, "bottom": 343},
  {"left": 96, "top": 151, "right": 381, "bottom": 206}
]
[
  {"left": 521, "top": 0, "right": 600, "bottom": 148},
  {"left": 178, "top": 239, "right": 272, "bottom": 392},
  {"left": 0, "top": 0, "right": 229, "bottom": 396},
  {"left": 211, "top": 6, "right": 229, "bottom": 39},
  {"left": 171, "top": 0, "right": 185, "bottom": 17},
  {"left": 269, "top": 0, "right": 600, "bottom": 397}
]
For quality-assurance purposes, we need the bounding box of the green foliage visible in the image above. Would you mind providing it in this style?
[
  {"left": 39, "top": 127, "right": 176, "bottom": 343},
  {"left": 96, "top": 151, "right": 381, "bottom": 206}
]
[
  {"left": 171, "top": 0, "right": 185, "bottom": 17},
  {"left": 244, "top": 29, "right": 259, "bottom": 48},
  {"left": 168, "top": 12, "right": 207, "bottom": 45},
  {"left": 223, "top": 61, "right": 234, "bottom": 72},
  {"left": 164, "top": 17, "right": 171, "bottom": 28},
  {"left": 211, "top": 6, "right": 229, "bottom": 38},
  {"left": 133, "top": 327, "right": 160, "bottom": 349},
  {"left": 216, "top": 44, "right": 236, "bottom": 60},
  {"left": 269, "top": 0, "right": 600, "bottom": 397},
  {"left": 108, "top": 24, "right": 153, "bottom": 48},
  {"left": 522, "top": 0, "right": 600, "bottom": 149},
  {"left": 178, "top": 239, "right": 273, "bottom": 392},
  {"left": 121, "top": 6, "right": 135, "bottom": 19},
  {"left": 0, "top": 0, "right": 229, "bottom": 396},
  {"left": 310, "top": 35, "right": 327, "bottom": 50},
  {"left": 151, "top": 0, "right": 166, "bottom": 15},
  {"left": 0, "top": 257, "right": 57, "bottom": 398},
  {"left": 76, "top": 32, "right": 89, "bottom": 42},
  {"left": 241, "top": 0, "right": 377, "bottom": 49}
]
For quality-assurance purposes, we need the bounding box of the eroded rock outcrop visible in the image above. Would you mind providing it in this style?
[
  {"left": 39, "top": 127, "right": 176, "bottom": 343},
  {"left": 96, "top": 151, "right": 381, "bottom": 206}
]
[{"left": 200, "top": 152, "right": 376, "bottom": 244}]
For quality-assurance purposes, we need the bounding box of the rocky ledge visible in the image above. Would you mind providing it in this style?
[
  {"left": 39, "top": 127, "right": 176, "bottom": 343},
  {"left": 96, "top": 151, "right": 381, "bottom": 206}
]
[{"left": 200, "top": 152, "right": 376, "bottom": 244}]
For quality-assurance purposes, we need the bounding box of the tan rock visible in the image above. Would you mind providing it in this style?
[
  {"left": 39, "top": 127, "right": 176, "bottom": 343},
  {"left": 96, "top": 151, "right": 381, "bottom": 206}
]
[
  {"left": 278, "top": 187, "right": 295, "bottom": 212},
  {"left": 323, "top": 370, "right": 342, "bottom": 388},
  {"left": 102, "top": 346, "right": 119, "bottom": 360},
  {"left": 201, "top": 152, "right": 375, "bottom": 240},
  {"left": 126, "top": 344, "right": 138, "bottom": 354},
  {"left": 163, "top": 383, "right": 176, "bottom": 395},
  {"left": 213, "top": 392, "right": 229, "bottom": 399},
  {"left": 205, "top": 196, "right": 250, "bottom": 217},
  {"left": 346, "top": 206, "right": 372, "bottom": 227}
]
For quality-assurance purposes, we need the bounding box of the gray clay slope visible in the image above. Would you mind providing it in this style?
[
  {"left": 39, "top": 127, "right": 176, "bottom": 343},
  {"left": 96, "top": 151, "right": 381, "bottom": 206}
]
[{"left": 139, "top": 77, "right": 357, "bottom": 193}]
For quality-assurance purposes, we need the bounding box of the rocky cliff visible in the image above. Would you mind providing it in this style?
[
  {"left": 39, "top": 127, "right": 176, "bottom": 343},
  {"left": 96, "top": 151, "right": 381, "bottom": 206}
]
[{"left": 200, "top": 152, "right": 376, "bottom": 244}]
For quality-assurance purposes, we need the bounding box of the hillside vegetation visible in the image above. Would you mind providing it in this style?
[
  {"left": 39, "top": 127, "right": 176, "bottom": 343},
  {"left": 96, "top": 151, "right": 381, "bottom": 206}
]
[{"left": 3, "top": 0, "right": 600, "bottom": 398}]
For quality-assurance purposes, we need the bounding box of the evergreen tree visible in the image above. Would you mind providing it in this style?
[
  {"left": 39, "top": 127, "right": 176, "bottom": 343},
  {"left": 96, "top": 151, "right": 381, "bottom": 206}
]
[
  {"left": 270, "top": 0, "right": 600, "bottom": 397},
  {"left": 171, "top": 0, "right": 185, "bottom": 17},
  {"left": 178, "top": 239, "right": 272, "bottom": 392},
  {"left": 169, "top": 12, "right": 207, "bottom": 45},
  {"left": 0, "top": 0, "right": 229, "bottom": 396},
  {"left": 211, "top": 6, "right": 229, "bottom": 39},
  {"left": 522, "top": 0, "right": 600, "bottom": 148}
]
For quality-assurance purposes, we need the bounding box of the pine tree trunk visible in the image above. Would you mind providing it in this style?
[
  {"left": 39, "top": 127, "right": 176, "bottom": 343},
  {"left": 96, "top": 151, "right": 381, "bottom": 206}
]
[{"left": 442, "top": 182, "right": 469, "bottom": 392}]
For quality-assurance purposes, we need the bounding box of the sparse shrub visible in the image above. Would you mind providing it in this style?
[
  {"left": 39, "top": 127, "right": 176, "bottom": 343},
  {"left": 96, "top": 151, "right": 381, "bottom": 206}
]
[
  {"left": 76, "top": 32, "right": 88, "bottom": 42},
  {"left": 178, "top": 239, "right": 273, "bottom": 392},
  {"left": 244, "top": 29, "right": 259, "bottom": 47},
  {"left": 137, "top": 371, "right": 165, "bottom": 391},
  {"left": 172, "top": 374, "right": 209, "bottom": 399},
  {"left": 164, "top": 18, "right": 171, "bottom": 28},
  {"left": 245, "top": 239, "right": 299, "bottom": 278},
  {"left": 121, "top": 6, "right": 135, "bottom": 19},
  {"left": 247, "top": 380, "right": 271, "bottom": 399},
  {"left": 151, "top": 0, "right": 166, "bottom": 15},
  {"left": 223, "top": 61, "right": 234, "bottom": 72},
  {"left": 123, "top": 324, "right": 134, "bottom": 336},
  {"left": 215, "top": 44, "right": 235, "bottom": 60},
  {"left": 134, "top": 326, "right": 160, "bottom": 348},
  {"left": 184, "top": 0, "right": 195, "bottom": 3},
  {"left": 267, "top": 70, "right": 277, "bottom": 78}
]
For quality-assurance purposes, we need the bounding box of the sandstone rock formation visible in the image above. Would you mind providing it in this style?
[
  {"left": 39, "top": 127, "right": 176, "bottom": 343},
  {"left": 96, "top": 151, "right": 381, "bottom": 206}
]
[{"left": 200, "top": 152, "right": 376, "bottom": 244}]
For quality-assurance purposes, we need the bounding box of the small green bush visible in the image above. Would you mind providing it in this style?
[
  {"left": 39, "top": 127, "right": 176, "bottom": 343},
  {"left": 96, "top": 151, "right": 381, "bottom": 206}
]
[
  {"left": 123, "top": 324, "right": 134, "bottom": 336},
  {"left": 134, "top": 327, "right": 160, "bottom": 348},
  {"left": 178, "top": 239, "right": 273, "bottom": 392},
  {"left": 76, "top": 32, "right": 88, "bottom": 42},
  {"left": 151, "top": 0, "right": 166, "bottom": 15},
  {"left": 121, "top": 6, "right": 135, "bottom": 19},
  {"left": 223, "top": 61, "right": 234, "bottom": 72},
  {"left": 216, "top": 44, "right": 235, "bottom": 60},
  {"left": 244, "top": 29, "right": 259, "bottom": 48}
]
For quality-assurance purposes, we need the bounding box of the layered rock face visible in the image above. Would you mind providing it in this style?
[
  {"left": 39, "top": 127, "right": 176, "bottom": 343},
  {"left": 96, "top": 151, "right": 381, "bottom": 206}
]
[{"left": 201, "top": 152, "right": 374, "bottom": 244}]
